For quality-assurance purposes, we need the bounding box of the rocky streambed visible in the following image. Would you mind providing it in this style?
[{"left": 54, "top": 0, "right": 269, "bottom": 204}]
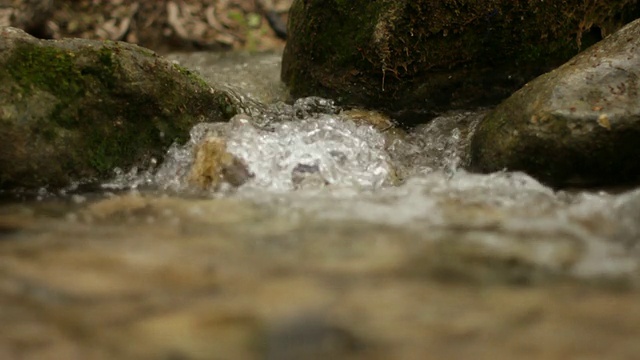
[{"left": 2, "top": 49, "right": 640, "bottom": 359}]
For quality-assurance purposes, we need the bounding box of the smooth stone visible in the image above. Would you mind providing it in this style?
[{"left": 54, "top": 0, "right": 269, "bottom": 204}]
[{"left": 470, "top": 18, "right": 640, "bottom": 187}]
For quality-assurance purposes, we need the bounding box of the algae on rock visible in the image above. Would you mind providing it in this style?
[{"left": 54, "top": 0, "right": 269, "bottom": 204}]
[
  {"left": 282, "top": 0, "right": 640, "bottom": 125},
  {"left": 0, "top": 27, "right": 238, "bottom": 190}
]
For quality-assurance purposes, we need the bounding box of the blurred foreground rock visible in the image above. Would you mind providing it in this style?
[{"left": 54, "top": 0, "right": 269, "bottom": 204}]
[{"left": 1, "top": 191, "right": 640, "bottom": 359}]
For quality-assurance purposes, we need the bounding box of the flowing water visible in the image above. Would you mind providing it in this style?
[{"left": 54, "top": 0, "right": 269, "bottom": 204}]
[{"left": 1, "top": 52, "right": 640, "bottom": 359}]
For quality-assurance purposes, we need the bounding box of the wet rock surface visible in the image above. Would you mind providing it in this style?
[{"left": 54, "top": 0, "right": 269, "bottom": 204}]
[
  {"left": 471, "top": 18, "right": 640, "bottom": 187},
  {"left": 167, "top": 51, "right": 288, "bottom": 108},
  {"left": 281, "top": 0, "right": 640, "bottom": 125},
  {"left": 0, "top": 27, "right": 237, "bottom": 191}
]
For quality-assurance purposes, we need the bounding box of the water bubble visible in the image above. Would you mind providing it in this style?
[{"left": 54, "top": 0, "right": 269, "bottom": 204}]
[{"left": 226, "top": 113, "right": 393, "bottom": 192}]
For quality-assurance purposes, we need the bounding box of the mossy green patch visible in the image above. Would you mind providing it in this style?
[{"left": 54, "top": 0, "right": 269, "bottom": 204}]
[
  {"left": 7, "top": 44, "right": 85, "bottom": 99},
  {"left": 0, "top": 36, "right": 238, "bottom": 189},
  {"left": 172, "top": 62, "right": 209, "bottom": 88}
]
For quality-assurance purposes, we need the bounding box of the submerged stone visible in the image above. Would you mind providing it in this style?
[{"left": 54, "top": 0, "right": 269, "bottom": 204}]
[
  {"left": 281, "top": 0, "right": 640, "bottom": 125},
  {"left": 0, "top": 27, "right": 238, "bottom": 191},
  {"left": 189, "top": 136, "right": 252, "bottom": 191},
  {"left": 470, "top": 18, "right": 640, "bottom": 187}
]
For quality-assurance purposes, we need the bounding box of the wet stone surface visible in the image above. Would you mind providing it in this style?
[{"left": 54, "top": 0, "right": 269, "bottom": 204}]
[{"left": 471, "top": 18, "right": 640, "bottom": 187}]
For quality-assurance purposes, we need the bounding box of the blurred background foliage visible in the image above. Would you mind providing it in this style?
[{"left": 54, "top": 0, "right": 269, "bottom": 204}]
[{"left": 0, "top": 0, "right": 292, "bottom": 53}]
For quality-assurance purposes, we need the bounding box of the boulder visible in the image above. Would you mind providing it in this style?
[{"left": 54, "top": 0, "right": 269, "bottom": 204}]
[
  {"left": 470, "top": 18, "right": 640, "bottom": 187},
  {"left": 0, "top": 27, "right": 238, "bottom": 190},
  {"left": 281, "top": 0, "right": 640, "bottom": 125}
]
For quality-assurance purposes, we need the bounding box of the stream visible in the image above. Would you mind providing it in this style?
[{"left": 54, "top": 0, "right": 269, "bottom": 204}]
[{"left": 1, "top": 52, "right": 639, "bottom": 359}]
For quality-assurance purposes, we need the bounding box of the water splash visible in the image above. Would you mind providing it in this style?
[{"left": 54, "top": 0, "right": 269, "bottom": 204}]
[
  {"left": 388, "top": 110, "right": 484, "bottom": 179},
  {"left": 225, "top": 112, "right": 392, "bottom": 192},
  {"left": 105, "top": 97, "right": 393, "bottom": 193}
]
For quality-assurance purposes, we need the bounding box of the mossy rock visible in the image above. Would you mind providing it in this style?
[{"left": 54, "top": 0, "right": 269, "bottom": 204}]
[
  {"left": 281, "top": 0, "right": 640, "bottom": 125},
  {"left": 0, "top": 27, "right": 238, "bottom": 191},
  {"left": 470, "top": 19, "right": 640, "bottom": 187}
]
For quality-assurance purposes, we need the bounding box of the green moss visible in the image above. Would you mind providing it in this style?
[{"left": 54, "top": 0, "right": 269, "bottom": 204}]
[
  {"left": 7, "top": 44, "right": 85, "bottom": 99},
  {"left": 5, "top": 44, "right": 127, "bottom": 175},
  {"left": 283, "top": 0, "right": 397, "bottom": 102},
  {"left": 137, "top": 46, "right": 157, "bottom": 58},
  {"left": 97, "top": 46, "right": 114, "bottom": 66},
  {"left": 6, "top": 43, "right": 123, "bottom": 126},
  {"left": 283, "top": 0, "right": 640, "bottom": 121},
  {"left": 172, "top": 62, "right": 209, "bottom": 88},
  {"left": 2, "top": 39, "right": 239, "bottom": 186}
]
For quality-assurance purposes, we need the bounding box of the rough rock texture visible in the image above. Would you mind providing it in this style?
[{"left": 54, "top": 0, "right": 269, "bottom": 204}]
[
  {"left": 470, "top": 18, "right": 640, "bottom": 187},
  {"left": 281, "top": 0, "right": 640, "bottom": 125},
  {"left": 0, "top": 27, "right": 238, "bottom": 190}
]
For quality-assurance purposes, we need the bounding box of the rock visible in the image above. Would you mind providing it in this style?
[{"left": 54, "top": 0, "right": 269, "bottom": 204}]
[
  {"left": 470, "top": 18, "right": 640, "bottom": 187},
  {"left": 281, "top": 0, "right": 640, "bottom": 125},
  {"left": 189, "top": 136, "right": 252, "bottom": 190},
  {"left": 3, "top": 192, "right": 640, "bottom": 358},
  {"left": 0, "top": 27, "right": 238, "bottom": 191}
]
